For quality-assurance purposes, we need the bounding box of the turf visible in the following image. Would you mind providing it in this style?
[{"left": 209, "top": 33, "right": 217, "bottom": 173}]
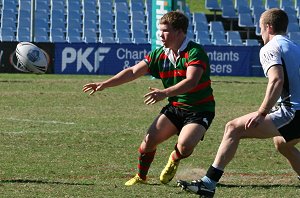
[{"left": 0, "top": 74, "right": 299, "bottom": 197}]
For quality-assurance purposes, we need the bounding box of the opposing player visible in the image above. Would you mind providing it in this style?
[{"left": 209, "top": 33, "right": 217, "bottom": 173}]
[
  {"left": 178, "top": 8, "right": 300, "bottom": 197},
  {"left": 83, "top": 11, "right": 215, "bottom": 186}
]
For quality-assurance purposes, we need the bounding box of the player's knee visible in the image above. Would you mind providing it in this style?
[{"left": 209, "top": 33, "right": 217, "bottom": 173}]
[
  {"left": 224, "top": 121, "right": 239, "bottom": 138},
  {"left": 176, "top": 143, "right": 193, "bottom": 157},
  {"left": 273, "top": 138, "right": 289, "bottom": 154}
]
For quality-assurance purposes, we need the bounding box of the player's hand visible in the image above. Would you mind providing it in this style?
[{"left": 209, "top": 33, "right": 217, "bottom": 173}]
[
  {"left": 82, "top": 82, "right": 104, "bottom": 95},
  {"left": 144, "top": 87, "right": 167, "bottom": 105},
  {"left": 245, "top": 112, "right": 265, "bottom": 129}
]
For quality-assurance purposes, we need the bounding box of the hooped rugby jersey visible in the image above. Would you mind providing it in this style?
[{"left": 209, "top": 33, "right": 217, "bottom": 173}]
[
  {"left": 260, "top": 35, "right": 300, "bottom": 110},
  {"left": 144, "top": 38, "right": 215, "bottom": 112}
]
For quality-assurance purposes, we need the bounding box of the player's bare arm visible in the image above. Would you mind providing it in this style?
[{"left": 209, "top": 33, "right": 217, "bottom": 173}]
[
  {"left": 144, "top": 66, "right": 203, "bottom": 105},
  {"left": 245, "top": 65, "right": 284, "bottom": 129},
  {"left": 83, "top": 61, "right": 149, "bottom": 95}
]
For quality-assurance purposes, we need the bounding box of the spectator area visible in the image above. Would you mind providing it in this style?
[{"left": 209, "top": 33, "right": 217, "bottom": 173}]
[{"left": 0, "top": 0, "right": 299, "bottom": 45}]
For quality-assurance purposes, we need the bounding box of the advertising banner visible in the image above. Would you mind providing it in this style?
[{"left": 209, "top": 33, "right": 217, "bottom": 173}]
[
  {"left": 54, "top": 42, "right": 261, "bottom": 77},
  {"left": 0, "top": 42, "right": 54, "bottom": 74},
  {"left": 203, "top": 45, "right": 259, "bottom": 76},
  {"left": 54, "top": 43, "right": 151, "bottom": 75}
]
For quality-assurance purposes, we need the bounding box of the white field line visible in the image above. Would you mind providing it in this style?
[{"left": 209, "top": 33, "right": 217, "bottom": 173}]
[{"left": 2, "top": 117, "right": 75, "bottom": 125}]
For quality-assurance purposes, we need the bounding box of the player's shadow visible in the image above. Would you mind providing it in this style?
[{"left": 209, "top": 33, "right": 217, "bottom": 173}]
[
  {"left": 0, "top": 179, "right": 94, "bottom": 186},
  {"left": 217, "top": 183, "right": 299, "bottom": 189}
]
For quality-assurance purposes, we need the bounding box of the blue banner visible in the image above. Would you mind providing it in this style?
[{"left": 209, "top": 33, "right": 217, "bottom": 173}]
[
  {"left": 54, "top": 43, "right": 151, "bottom": 75},
  {"left": 54, "top": 42, "right": 262, "bottom": 77},
  {"left": 203, "top": 45, "right": 262, "bottom": 76}
]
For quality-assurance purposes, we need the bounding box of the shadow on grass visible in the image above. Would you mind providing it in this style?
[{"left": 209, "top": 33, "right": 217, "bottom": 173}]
[
  {"left": 217, "top": 183, "right": 299, "bottom": 189},
  {"left": 0, "top": 179, "right": 94, "bottom": 186}
]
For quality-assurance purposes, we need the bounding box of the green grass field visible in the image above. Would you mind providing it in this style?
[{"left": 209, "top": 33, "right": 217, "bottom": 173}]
[{"left": 0, "top": 74, "right": 299, "bottom": 197}]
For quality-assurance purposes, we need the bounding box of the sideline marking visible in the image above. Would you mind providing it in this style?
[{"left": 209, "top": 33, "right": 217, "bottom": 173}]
[{"left": 3, "top": 117, "right": 75, "bottom": 125}]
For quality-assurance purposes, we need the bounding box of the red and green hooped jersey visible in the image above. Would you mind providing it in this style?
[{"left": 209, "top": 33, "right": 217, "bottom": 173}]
[{"left": 144, "top": 40, "right": 215, "bottom": 112}]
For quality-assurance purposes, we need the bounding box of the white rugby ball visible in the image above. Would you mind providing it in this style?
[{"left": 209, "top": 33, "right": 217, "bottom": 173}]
[{"left": 16, "top": 42, "right": 48, "bottom": 74}]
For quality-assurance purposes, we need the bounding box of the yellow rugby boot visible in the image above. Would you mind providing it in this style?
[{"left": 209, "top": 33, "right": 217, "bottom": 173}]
[
  {"left": 160, "top": 154, "right": 180, "bottom": 184},
  {"left": 125, "top": 174, "right": 147, "bottom": 186}
]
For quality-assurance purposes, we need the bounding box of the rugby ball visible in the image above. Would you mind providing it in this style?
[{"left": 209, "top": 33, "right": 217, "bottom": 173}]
[{"left": 16, "top": 42, "right": 48, "bottom": 74}]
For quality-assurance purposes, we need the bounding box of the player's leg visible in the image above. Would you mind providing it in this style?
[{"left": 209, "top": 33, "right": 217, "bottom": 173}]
[
  {"left": 125, "top": 114, "right": 178, "bottom": 186},
  {"left": 273, "top": 136, "right": 300, "bottom": 176},
  {"left": 212, "top": 111, "right": 280, "bottom": 170},
  {"left": 160, "top": 123, "right": 207, "bottom": 184},
  {"left": 178, "top": 111, "right": 281, "bottom": 196}
]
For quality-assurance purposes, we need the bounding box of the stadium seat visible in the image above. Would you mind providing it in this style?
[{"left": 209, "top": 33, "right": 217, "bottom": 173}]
[
  {"left": 287, "top": 12, "right": 298, "bottom": 24},
  {"left": 244, "top": 39, "right": 260, "bottom": 46},
  {"left": 51, "top": 18, "right": 66, "bottom": 31},
  {"left": 99, "top": 10, "right": 114, "bottom": 21},
  {"left": 130, "top": 1, "right": 144, "bottom": 12},
  {"left": 83, "top": 28, "right": 98, "bottom": 43},
  {"left": 83, "top": 10, "right": 98, "bottom": 23},
  {"left": 50, "top": 28, "right": 65, "bottom": 42},
  {"left": 287, "top": 22, "right": 300, "bottom": 33},
  {"left": 205, "top": 0, "right": 221, "bottom": 11},
  {"left": 221, "top": 4, "right": 237, "bottom": 30},
  {"left": 252, "top": 6, "right": 265, "bottom": 24},
  {"left": 211, "top": 31, "right": 226, "bottom": 42},
  {"left": 132, "top": 29, "right": 147, "bottom": 39},
  {"left": 250, "top": 0, "right": 263, "bottom": 9},
  {"left": 195, "top": 30, "right": 210, "bottom": 42},
  {"left": 51, "top": 0, "right": 65, "bottom": 11},
  {"left": 36, "top": 1, "right": 49, "bottom": 12},
  {"left": 83, "top": 0, "right": 96, "bottom": 12},
  {"left": 2, "top": 0, "right": 17, "bottom": 11},
  {"left": 100, "top": 36, "right": 116, "bottom": 43},
  {"left": 212, "top": 38, "right": 228, "bottom": 46},
  {"left": 238, "top": 13, "right": 255, "bottom": 38},
  {"left": 194, "top": 22, "right": 209, "bottom": 33},
  {"left": 209, "top": 21, "right": 225, "bottom": 33},
  {"left": 35, "top": 35, "right": 50, "bottom": 42},
  {"left": 288, "top": 32, "right": 300, "bottom": 41},
  {"left": 296, "top": 0, "right": 300, "bottom": 9},
  {"left": 67, "top": 35, "right": 82, "bottom": 43},
  {"left": 115, "top": 20, "right": 130, "bottom": 32},
  {"left": 131, "top": 19, "right": 146, "bottom": 30},
  {"left": 99, "top": 1, "right": 113, "bottom": 12},
  {"left": 220, "top": 0, "right": 234, "bottom": 9},
  {"left": 193, "top": 13, "right": 208, "bottom": 25},
  {"left": 133, "top": 37, "right": 149, "bottom": 44},
  {"left": 228, "top": 39, "right": 244, "bottom": 46},
  {"left": 187, "top": 30, "right": 195, "bottom": 41},
  {"left": 0, "top": 27, "right": 16, "bottom": 41},
  {"left": 16, "top": 27, "right": 30, "bottom": 42},
  {"left": 115, "top": 11, "right": 129, "bottom": 22},
  {"left": 226, "top": 31, "right": 242, "bottom": 42},
  {"left": 205, "top": 0, "right": 221, "bottom": 20},
  {"left": 83, "top": 20, "right": 97, "bottom": 33},
  {"left": 196, "top": 37, "right": 212, "bottom": 45},
  {"left": 237, "top": 5, "right": 251, "bottom": 15},
  {"left": 114, "top": 2, "right": 129, "bottom": 12},
  {"left": 235, "top": 0, "right": 249, "bottom": 9},
  {"left": 265, "top": 0, "right": 279, "bottom": 9},
  {"left": 131, "top": 11, "right": 145, "bottom": 22},
  {"left": 118, "top": 37, "right": 132, "bottom": 44},
  {"left": 99, "top": 20, "right": 114, "bottom": 31},
  {"left": 100, "top": 28, "right": 114, "bottom": 38},
  {"left": 255, "top": 22, "right": 261, "bottom": 36},
  {"left": 19, "top": 0, "right": 31, "bottom": 11},
  {"left": 280, "top": 0, "right": 293, "bottom": 8},
  {"left": 67, "top": 0, "right": 81, "bottom": 11},
  {"left": 116, "top": 29, "right": 131, "bottom": 39}
]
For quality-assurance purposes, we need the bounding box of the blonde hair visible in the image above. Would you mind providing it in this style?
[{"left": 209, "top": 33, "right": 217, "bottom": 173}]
[{"left": 261, "top": 8, "right": 288, "bottom": 34}]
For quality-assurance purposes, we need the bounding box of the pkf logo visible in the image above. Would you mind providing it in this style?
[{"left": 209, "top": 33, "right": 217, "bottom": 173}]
[{"left": 61, "top": 47, "right": 111, "bottom": 73}]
